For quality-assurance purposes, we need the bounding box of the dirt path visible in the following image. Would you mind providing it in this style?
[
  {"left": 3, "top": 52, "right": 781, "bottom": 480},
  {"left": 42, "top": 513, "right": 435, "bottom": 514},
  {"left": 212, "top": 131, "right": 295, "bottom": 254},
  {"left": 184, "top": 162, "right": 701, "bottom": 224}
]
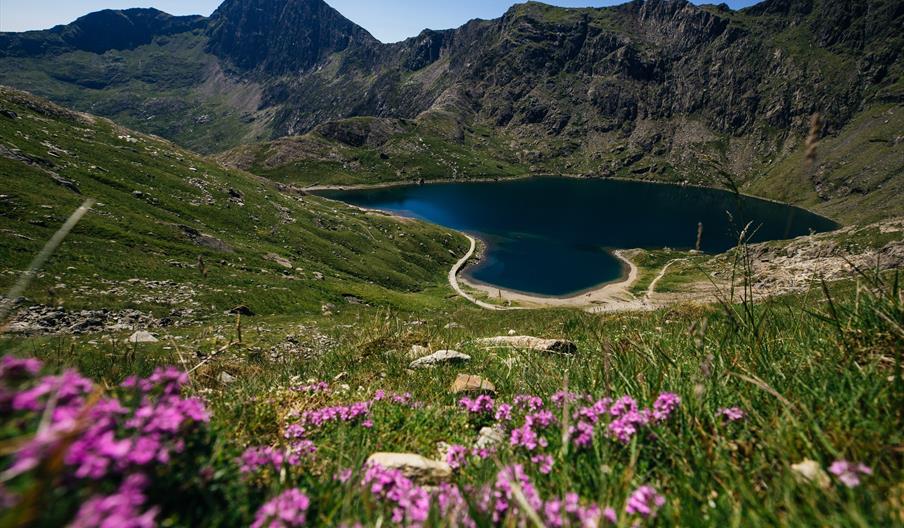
[
  {"left": 449, "top": 235, "right": 524, "bottom": 311},
  {"left": 646, "top": 258, "right": 689, "bottom": 298}
]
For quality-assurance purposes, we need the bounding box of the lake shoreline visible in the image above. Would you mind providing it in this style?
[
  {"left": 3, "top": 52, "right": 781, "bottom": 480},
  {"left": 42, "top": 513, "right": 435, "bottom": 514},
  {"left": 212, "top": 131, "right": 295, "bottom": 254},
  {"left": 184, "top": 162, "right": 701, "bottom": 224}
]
[
  {"left": 454, "top": 238, "right": 651, "bottom": 311},
  {"left": 308, "top": 173, "right": 841, "bottom": 227}
]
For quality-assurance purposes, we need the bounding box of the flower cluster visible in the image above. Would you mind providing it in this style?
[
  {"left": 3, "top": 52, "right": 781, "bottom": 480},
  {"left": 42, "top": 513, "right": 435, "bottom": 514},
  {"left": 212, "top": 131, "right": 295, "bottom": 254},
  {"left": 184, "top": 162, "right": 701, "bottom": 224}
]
[
  {"left": 829, "top": 460, "right": 872, "bottom": 488},
  {"left": 1, "top": 356, "right": 211, "bottom": 526},
  {"left": 481, "top": 464, "right": 608, "bottom": 527},
  {"left": 363, "top": 464, "right": 431, "bottom": 527},
  {"left": 5, "top": 362, "right": 208, "bottom": 483},
  {"left": 68, "top": 474, "right": 158, "bottom": 528},
  {"left": 252, "top": 488, "right": 311, "bottom": 528},
  {"left": 625, "top": 485, "right": 666, "bottom": 518},
  {"left": 574, "top": 393, "right": 680, "bottom": 447},
  {"left": 301, "top": 401, "right": 371, "bottom": 428},
  {"left": 445, "top": 444, "right": 469, "bottom": 470},
  {"left": 717, "top": 407, "right": 746, "bottom": 423},
  {"left": 459, "top": 395, "right": 494, "bottom": 414}
]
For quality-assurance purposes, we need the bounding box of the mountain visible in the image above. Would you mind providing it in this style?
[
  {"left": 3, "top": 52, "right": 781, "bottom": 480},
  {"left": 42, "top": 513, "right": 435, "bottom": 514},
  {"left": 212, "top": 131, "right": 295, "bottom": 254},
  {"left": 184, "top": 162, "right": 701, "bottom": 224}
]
[
  {"left": 0, "top": 0, "right": 901, "bottom": 222},
  {"left": 207, "top": 0, "right": 379, "bottom": 74}
]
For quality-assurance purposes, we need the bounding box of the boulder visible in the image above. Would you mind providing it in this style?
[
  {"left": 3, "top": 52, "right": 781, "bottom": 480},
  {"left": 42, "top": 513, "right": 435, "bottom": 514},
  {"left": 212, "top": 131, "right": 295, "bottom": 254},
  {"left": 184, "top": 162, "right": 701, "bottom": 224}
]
[
  {"left": 409, "top": 350, "right": 470, "bottom": 369},
  {"left": 366, "top": 453, "right": 452, "bottom": 483},
  {"left": 475, "top": 425, "right": 505, "bottom": 450},
  {"left": 476, "top": 336, "right": 577, "bottom": 354},
  {"left": 265, "top": 253, "right": 293, "bottom": 269},
  {"left": 450, "top": 374, "right": 495, "bottom": 395},
  {"left": 791, "top": 459, "right": 830, "bottom": 489},
  {"left": 128, "top": 331, "right": 158, "bottom": 343}
]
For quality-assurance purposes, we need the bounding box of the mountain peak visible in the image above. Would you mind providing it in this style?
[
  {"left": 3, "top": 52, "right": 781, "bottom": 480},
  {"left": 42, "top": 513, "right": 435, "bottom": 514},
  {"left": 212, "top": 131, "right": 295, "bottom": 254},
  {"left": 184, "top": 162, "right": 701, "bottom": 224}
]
[
  {"left": 0, "top": 8, "right": 205, "bottom": 56},
  {"left": 207, "top": 0, "right": 378, "bottom": 74}
]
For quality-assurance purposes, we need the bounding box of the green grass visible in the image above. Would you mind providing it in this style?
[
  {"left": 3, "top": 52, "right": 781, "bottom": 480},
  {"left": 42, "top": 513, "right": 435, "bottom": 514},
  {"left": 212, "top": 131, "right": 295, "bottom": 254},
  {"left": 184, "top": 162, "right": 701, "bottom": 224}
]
[
  {"left": 220, "top": 116, "right": 528, "bottom": 187},
  {"left": 2, "top": 270, "right": 901, "bottom": 526},
  {"left": 747, "top": 103, "right": 904, "bottom": 224},
  {"left": 0, "top": 87, "right": 468, "bottom": 317},
  {"left": 0, "top": 87, "right": 902, "bottom": 528}
]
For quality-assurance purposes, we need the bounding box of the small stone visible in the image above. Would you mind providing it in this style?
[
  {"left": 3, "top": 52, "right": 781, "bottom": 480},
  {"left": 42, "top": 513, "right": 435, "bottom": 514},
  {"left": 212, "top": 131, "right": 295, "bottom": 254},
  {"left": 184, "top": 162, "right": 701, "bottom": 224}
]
[
  {"left": 366, "top": 452, "right": 452, "bottom": 484},
  {"left": 476, "top": 336, "right": 578, "bottom": 355},
  {"left": 409, "top": 350, "right": 471, "bottom": 369},
  {"left": 451, "top": 374, "right": 495, "bottom": 395},
  {"left": 127, "top": 331, "right": 158, "bottom": 343},
  {"left": 791, "top": 459, "right": 830, "bottom": 489},
  {"left": 444, "top": 322, "right": 463, "bottom": 329},
  {"left": 265, "top": 253, "right": 293, "bottom": 269},
  {"left": 475, "top": 425, "right": 505, "bottom": 450},
  {"left": 219, "top": 372, "right": 237, "bottom": 384}
]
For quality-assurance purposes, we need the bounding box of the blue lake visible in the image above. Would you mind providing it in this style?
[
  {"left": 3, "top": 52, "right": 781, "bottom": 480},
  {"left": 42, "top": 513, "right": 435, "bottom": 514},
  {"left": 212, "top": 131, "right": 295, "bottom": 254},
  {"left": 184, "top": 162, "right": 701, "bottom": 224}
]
[{"left": 319, "top": 177, "right": 839, "bottom": 297}]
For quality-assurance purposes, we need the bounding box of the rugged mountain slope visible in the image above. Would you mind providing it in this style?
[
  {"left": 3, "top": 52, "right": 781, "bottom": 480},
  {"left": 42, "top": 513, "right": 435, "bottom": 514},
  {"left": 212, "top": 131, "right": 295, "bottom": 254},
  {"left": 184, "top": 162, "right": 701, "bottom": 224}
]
[
  {"left": 0, "top": 0, "right": 901, "bottom": 221},
  {"left": 0, "top": 87, "right": 466, "bottom": 319}
]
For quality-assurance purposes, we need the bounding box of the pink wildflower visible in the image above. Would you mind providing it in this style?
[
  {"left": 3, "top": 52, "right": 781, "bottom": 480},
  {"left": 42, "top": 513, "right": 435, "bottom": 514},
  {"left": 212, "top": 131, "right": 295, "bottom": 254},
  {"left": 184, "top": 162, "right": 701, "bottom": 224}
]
[
  {"left": 459, "top": 395, "right": 494, "bottom": 414},
  {"left": 625, "top": 485, "right": 666, "bottom": 518},
  {"left": 446, "top": 444, "right": 469, "bottom": 469},
  {"left": 829, "top": 460, "right": 872, "bottom": 488},
  {"left": 68, "top": 474, "right": 158, "bottom": 528},
  {"left": 494, "top": 403, "right": 513, "bottom": 422},
  {"left": 531, "top": 454, "right": 554, "bottom": 474},
  {"left": 513, "top": 395, "right": 544, "bottom": 412},
  {"left": 251, "top": 489, "right": 310, "bottom": 528},
  {"left": 717, "top": 407, "right": 745, "bottom": 423},
  {"left": 363, "top": 464, "right": 430, "bottom": 527},
  {"left": 651, "top": 393, "right": 680, "bottom": 422}
]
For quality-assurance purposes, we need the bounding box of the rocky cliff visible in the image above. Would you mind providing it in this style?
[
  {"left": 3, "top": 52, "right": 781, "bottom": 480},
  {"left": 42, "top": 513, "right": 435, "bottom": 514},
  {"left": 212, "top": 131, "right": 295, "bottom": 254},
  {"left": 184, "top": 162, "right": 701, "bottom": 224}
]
[{"left": 0, "top": 0, "right": 901, "bottom": 221}]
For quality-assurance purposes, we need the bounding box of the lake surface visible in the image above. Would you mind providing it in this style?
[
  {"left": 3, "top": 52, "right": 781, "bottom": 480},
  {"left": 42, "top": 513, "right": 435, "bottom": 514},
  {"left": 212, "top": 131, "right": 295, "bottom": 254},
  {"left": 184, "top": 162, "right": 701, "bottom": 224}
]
[{"left": 319, "top": 177, "right": 839, "bottom": 297}]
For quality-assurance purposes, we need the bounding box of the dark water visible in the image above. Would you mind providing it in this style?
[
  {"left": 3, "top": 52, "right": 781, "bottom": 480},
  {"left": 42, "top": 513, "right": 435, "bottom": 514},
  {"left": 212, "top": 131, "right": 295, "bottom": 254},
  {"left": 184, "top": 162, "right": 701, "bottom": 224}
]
[{"left": 319, "top": 177, "right": 839, "bottom": 296}]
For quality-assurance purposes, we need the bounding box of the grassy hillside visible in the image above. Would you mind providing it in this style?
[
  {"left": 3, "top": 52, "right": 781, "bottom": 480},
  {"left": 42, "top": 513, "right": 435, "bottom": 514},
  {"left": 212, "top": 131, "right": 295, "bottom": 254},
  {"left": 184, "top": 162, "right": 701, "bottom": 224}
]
[
  {"left": 747, "top": 103, "right": 904, "bottom": 224},
  {"left": 0, "top": 87, "right": 902, "bottom": 528},
  {"left": 2, "top": 269, "right": 902, "bottom": 526},
  {"left": 0, "top": 32, "right": 264, "bottom": 153},
  {"left": 0, "top": 86, "right": 468, "bottom": 319},
  {"left": 218, "top": 114, "right": 528, "bottom": 187}
]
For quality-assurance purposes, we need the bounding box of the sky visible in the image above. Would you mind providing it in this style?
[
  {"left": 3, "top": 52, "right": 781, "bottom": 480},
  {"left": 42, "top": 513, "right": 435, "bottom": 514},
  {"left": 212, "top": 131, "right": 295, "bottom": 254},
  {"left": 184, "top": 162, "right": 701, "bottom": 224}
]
[{"left": 0, "top": 0, "right": 764, "bottom": 42}]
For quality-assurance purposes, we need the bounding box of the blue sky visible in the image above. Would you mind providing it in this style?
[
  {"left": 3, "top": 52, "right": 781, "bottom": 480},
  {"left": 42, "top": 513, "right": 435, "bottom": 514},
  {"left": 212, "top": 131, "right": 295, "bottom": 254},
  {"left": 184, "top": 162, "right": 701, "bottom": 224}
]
[{"left": 0, "top": 0, "right": 763, "bottom": 42}]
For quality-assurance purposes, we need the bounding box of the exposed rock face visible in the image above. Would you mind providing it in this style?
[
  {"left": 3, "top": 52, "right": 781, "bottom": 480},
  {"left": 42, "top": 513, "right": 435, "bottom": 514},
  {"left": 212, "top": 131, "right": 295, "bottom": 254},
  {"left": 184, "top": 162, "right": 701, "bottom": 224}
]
[
  {"left": 6, "top": 305, "right": 160, "bottom": 335},
  {"left": 409, "top": 350, "right": 471, "bottom": 369},
  {"left": 206, "top": 0, "right": 379, "bottom": 74},
  {"left": 476, "top": 336, "right": 578, "bottom": 355},
  {"left": 366, "top": 452, "right": 452, "bottom": 483},
  {"left": 0, "top": 0, "right": 901, "bottom": 208}
]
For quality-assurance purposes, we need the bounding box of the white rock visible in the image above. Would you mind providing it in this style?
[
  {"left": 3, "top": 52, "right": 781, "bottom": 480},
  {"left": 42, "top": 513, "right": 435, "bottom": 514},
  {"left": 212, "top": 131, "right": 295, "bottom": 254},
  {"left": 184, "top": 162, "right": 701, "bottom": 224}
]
[
  {"left": 409, "top": 350, "right": 471, "bottom": 369},
  {"left": 366, "top": 452, "right": 452, "bottom": 483},
  {"left": 475, "top": 426, "right": 505, "bottom": 450},
  {"left": 128, "top": 331, "right": 158, "bottom": 343},
  {"left": 791, "top": 459, "right": 830, "bottom": 488},
  {"left": 476, "top": 336, "right": 577, "bottom": 354}
]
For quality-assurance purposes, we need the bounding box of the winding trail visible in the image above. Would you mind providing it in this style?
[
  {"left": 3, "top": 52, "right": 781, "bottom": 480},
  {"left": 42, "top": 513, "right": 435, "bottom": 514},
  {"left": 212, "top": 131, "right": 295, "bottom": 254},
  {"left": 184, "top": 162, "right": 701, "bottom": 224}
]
[
  {"left": 646, "top": 258, "right": 689, "bottom": 299},
  {"left": 449, "top": 235, "right": 524, "bottom": 311},
  {"left": 449, "top": 233, "right": 697, "bottom": 312}
]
